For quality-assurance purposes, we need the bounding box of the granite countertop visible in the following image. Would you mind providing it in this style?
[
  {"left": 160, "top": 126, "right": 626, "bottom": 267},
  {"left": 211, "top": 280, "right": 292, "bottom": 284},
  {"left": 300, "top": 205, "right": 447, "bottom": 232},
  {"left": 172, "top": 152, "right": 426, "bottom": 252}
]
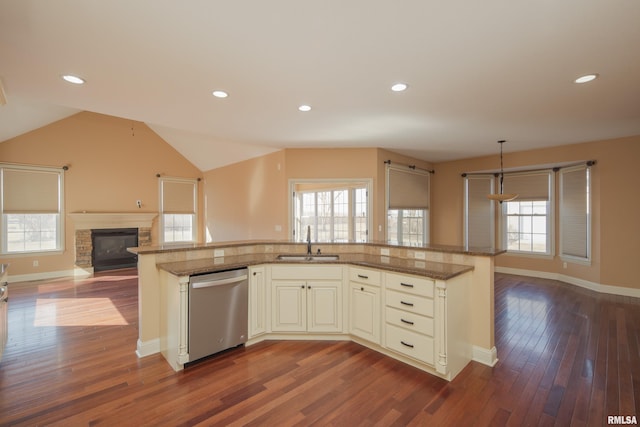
[
  {"left": 157, "top": 253, "right": 474, "bottom": 281},
  {"left": 130, "top": 239, "right": 505, "bottom": 257}
]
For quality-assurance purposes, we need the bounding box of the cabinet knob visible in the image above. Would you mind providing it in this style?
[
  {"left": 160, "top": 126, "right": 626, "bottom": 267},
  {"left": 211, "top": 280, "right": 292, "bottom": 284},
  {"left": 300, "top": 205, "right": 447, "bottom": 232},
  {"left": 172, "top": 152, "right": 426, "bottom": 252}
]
[
  {"left": 253, "top": 272, "right": 257, "bottom": 276},
  {"left": 361, "top": 287, "right": 364, "bottom": 291},
  {"left": 301, "top": 285, "right": 305, "bottom": 289},
  {"left": 307, "top": 285, "right": 311, "bottom": 289}
]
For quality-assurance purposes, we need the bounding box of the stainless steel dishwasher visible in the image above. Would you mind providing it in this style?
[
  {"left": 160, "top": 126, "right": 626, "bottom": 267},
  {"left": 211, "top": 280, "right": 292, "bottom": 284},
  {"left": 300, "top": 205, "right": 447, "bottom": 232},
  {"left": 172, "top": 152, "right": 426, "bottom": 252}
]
[{"left": 188, "top": 268, "right": 248, "bottom": 363}]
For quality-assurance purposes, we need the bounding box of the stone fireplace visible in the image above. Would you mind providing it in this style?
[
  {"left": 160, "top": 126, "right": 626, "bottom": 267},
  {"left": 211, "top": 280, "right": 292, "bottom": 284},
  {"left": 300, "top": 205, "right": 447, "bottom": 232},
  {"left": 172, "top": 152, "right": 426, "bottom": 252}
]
[{"left": 70, "top": 213, "right": 156, "bottom": 272}]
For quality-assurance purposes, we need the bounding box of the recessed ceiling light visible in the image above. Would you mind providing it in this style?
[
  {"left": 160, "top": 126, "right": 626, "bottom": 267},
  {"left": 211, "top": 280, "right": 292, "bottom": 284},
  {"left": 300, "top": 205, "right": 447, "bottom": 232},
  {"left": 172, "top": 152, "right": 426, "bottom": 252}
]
[
  {"left": 574, "top": 74, "right": 598, "bottom": 84},
  {"left": 391, "top": 83, "right": 408, "bottom": 92},
  {"left": 212, "top": 90, "right": 228, "bottom": 98},
  {"left": 61, "top": 74, "right": 85, "bottom": 85},
  {"left": 298, "top": 105, "right": 312, "bottom": 112}
]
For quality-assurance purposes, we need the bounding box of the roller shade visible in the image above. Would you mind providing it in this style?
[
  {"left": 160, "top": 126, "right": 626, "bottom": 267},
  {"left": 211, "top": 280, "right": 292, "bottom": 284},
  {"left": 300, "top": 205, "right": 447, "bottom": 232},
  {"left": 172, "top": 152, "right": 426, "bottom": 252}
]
[
  {"left": 502, "top": 172, "right": 550, "bottom": 201},
  {"left": 465, "top": 175, "right": 494, "bottom": 248},
  {"left": 2, "top": 167, "right": 61, "bottom": 213},
  {"left": 560, "top": 166, "right": 589, "bottom": 259},
  {"left": 388, "top": 167, "right": 429, "bottom": 210},
  {"left": 161, "top": 179, "right": 196, "bottom": 214}
]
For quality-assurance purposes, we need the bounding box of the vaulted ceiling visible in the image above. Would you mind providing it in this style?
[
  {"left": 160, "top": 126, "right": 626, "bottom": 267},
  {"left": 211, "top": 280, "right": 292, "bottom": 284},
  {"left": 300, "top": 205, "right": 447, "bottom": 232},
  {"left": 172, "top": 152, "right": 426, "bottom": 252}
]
[{"left": 1, "top": 1, "right": 639, "bottom": 171}]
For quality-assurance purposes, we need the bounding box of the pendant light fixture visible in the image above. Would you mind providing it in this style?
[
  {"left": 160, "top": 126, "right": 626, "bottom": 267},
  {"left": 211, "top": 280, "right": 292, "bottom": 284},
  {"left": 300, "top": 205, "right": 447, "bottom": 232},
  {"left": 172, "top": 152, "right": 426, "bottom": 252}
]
[{"left": 487, "top": 140, "right": 518, "bottom": 203}]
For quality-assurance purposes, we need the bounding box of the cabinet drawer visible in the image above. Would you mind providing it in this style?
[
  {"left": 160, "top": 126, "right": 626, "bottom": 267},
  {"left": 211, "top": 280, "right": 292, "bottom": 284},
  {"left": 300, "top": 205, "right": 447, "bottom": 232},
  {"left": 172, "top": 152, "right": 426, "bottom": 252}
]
[
  {"left": 385, "top": 289, "right": 434, "bottom": 317},
  {"left": 349, "top": 267, "right": 381, "bottom": 286},
  {"left": 385, "top": 272, "right": 434, "bottom": 298},
  {"left": 385, "top": 306, "right": 433, "bottom": 336},
  {"left": 385, "top": 323, "right": 434, "bottom": 365}
]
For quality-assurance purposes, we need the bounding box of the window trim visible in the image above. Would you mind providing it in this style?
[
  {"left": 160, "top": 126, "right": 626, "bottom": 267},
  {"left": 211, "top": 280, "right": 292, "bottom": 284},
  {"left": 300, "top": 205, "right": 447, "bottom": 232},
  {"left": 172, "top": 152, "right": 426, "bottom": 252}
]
[
  {"left": 0, "top": 163, "right": 65, "bottom": 256},
  {"left": 559, "top": 165, "right": 591, "bottom": 265},
  {"left": 499, "top": 170, "right": 555, "bottom": 258},
  {"left": 159, "top": 177, "right": 198, "bottom": 244},
  {"left": 385, "top": 164, "right": 431, "bottom": 245},
  {"left": 463, "top": 174, "right": 495, "bottom": 249},
  {"left": 288, "top": 178, "right": 373, "bottom": 243}
]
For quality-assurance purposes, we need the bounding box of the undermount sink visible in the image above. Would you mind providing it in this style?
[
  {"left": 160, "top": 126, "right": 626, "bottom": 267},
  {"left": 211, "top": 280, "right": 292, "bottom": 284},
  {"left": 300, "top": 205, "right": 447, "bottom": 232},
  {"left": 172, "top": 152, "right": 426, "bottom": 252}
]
[{"left": 276, "top": 254, "right": 340, "bottom": 262}]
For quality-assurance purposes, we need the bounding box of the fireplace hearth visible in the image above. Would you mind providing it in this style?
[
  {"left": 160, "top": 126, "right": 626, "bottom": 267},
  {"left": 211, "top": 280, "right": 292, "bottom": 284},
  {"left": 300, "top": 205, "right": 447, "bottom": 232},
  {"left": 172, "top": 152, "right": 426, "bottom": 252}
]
[{"left": 91, "top": 228, "right": 138, "bottom": 271}]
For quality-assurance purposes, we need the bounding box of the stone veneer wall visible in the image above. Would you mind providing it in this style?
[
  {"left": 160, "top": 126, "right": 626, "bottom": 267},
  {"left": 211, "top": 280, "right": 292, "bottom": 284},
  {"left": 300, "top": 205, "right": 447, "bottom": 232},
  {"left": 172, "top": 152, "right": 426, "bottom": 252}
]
[{"left": 75, "top": 227, "right": 152, "bottom": 268}]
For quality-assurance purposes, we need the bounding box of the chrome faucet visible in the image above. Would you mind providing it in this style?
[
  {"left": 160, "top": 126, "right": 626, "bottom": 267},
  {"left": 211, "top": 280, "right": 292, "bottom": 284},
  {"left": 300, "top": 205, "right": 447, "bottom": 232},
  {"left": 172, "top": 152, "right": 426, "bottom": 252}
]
[{"left": 306, "top": 225, "right": 312, "bottom": 255}]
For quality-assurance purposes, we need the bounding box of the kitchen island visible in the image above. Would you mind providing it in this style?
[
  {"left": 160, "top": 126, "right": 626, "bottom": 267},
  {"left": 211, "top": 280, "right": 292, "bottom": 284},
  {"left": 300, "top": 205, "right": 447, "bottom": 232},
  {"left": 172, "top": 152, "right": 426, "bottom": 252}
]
[{"left": 129, "top": 241, "right": 504, "bottom": 379}]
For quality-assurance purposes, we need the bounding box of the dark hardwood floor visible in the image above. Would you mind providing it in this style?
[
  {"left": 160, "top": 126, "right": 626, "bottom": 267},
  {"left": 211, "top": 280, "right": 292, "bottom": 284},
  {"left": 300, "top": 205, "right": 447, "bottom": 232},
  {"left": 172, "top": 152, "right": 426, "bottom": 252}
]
[{"left": 0, "top": 269, "right": 638, "bottom": 426}]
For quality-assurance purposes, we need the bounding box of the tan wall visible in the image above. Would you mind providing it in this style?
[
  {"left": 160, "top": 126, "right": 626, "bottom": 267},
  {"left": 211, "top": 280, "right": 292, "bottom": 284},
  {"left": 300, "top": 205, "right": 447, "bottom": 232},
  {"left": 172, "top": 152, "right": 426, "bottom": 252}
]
[
  {"left": 431, "top": 135, "right": 640, "bottom": 290},
  {"left": 0, "top": 112, "right": 203, "bottom": 276},
  {"left": 203, "top": 150, "right": 287, "bottom": 241},
  {"left": 203, "top": 147, "right": 434, "bottom": 242}
]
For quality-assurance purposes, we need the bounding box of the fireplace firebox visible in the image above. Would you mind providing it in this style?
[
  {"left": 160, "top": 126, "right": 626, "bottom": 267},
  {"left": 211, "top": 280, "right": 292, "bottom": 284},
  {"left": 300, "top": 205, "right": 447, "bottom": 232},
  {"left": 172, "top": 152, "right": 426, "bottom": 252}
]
[{"left": 91, "top": 228, "right": 138, "bottom": 271}]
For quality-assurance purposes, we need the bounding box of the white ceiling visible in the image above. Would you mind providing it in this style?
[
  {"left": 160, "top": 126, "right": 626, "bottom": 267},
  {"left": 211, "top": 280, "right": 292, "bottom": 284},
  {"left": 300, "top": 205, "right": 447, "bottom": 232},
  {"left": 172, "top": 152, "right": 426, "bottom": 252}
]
[{"left": 1, "top": 1, "right": 639, "bottom": 172}]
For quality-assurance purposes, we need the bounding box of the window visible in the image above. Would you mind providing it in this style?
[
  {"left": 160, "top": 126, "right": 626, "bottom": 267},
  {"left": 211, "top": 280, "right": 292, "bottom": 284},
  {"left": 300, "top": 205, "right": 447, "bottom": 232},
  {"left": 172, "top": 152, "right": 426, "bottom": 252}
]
[
  {"left": 386, "top": 165, "right": 430, "bottom": 245},
  {"left": 387, "top": 209, "right": 427, "bottom": 246},
  {"left": 292, "top": 181, "right": 369, "bottom": 242},
  {"left": 464, "top": 175, "right": 495, "bottom": 248},
  {"left": 501, "top": 171, "right": 553, "bottom": 256},
  {"left": 559, "top": 165, "right": 591, "bottom": 263},
  {"left": 504, "top": 200, "right": 550, "bottom": 253},
  {"left": 1, "top": 164, "right": 64, "bottom": 254},
  {"left": 159, "top": 177, "right": 197, "bottom": 244}
]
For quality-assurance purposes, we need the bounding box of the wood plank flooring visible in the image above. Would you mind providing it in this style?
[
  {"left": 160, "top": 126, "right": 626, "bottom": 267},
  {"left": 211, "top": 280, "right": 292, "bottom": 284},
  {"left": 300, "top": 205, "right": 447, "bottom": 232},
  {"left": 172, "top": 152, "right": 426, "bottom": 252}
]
[{"left": 0, "top": 270, "right": 638, "bottom": 426}]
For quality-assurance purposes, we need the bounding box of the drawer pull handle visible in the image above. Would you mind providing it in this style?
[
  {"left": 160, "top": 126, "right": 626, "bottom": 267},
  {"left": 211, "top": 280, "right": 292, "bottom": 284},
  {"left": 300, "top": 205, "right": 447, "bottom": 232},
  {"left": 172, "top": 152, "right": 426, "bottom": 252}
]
[
  {"left": 401, "top": 341, "right": 414, "bottom": 348},
  {"left": 401, "top": 318, "right": 414, "bottom": 325},
  {"left": 400, "top": 301, "right": 414, "bottom": 307},
  {"left": 357, "top": 274, "right": 369, "bottom": 279},
  {"left": 400, "top": 282, "right": 414, "bottom": 288}
]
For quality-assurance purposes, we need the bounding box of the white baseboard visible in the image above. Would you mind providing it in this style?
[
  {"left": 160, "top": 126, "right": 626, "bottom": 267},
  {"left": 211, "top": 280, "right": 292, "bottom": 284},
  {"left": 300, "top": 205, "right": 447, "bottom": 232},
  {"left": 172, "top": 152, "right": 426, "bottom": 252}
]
[
  {"left": 472, "top": 345, "right": 498, "bottom": 367},
  {"left": 136, "top": 338, "right": 160, "bottom": 358},
  {"left": 495, "top": 267, "right": 640, "bottom": 299},
  {"left": 8, "top": 268, "right": 81, "bottom": 284}
]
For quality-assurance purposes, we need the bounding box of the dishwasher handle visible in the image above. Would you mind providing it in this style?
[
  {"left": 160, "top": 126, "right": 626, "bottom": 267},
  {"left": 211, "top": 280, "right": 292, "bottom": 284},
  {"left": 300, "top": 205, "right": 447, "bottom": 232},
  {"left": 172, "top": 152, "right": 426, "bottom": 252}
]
[{"left": 191, "top": 274, "right": 248, "bottom": 289}]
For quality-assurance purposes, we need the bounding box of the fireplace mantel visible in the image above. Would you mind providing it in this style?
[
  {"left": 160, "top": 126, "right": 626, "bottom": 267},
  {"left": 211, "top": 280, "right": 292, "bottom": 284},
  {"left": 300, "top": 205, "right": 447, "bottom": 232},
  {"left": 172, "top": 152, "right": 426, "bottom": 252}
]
[{"left": 69, "top": 212, "right": 157, "bottom": 230}]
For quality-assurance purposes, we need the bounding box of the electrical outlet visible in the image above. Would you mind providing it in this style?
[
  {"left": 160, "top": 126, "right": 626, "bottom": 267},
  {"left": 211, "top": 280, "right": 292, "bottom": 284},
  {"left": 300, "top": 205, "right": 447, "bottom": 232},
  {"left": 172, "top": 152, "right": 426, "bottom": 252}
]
[
  {"left": 380, "top": 248, "right": 390, "bottom": 256},
  {"left": 33, "top": 260, "right": 39, "bottom": 267},
  {"left": 214, "top": 249, "right": 224, "bottom": 258},
  {"left": 274, "top": 225, "right": 282, "bottom": 232},
  {"left": 563, "top": 262, "right": 567, "bottom": 269},
  {"left": 414, "top": 251, "right": 426, "bottom": 260}
]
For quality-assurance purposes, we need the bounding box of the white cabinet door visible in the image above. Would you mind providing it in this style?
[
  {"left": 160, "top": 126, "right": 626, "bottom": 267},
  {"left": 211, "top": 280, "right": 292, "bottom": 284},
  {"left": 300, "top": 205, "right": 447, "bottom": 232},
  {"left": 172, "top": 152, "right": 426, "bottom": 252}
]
[
  {"left": 271, "top": 280, "right": 306, "bottom": 332},
  {"left": 307, "top": 281, "right": 342, "bottom": 333},
  {"left": 349, "top": 282, "right": 380, "bottom": 344},
  {"left": 248, "top": 266, "right": 266, "bottom": 338}
]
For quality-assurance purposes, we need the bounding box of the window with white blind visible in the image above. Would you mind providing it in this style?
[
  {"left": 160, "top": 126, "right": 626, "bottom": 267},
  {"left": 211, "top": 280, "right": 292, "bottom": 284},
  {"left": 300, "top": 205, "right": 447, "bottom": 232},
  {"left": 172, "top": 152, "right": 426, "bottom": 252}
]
[
  {"left": 159, "top": 177, "right": 197, "bottom": 244},
  {"left": 501, "top": 171, "right": 553, "bottom": 255},
  {"left": 559, "top": 165, "right": 590, "bottom": 263},
  {"left": 1, "top": 164, "right": 64, "bottom": 254},
  {"left": 386, "top": 165, "right": 430, "bottom": 245},
  {"left": 464, "top": 175, "right": 495, "bottom": 248}
]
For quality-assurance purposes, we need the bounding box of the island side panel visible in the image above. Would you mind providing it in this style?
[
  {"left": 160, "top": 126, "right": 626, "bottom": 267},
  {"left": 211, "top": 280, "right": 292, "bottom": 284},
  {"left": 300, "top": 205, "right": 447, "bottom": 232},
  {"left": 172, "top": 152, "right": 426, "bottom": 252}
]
[
  {"left": 469, "top": 255, "right": 497, "bottom": 366},
  {"left": 136, "top": 253, "right": 161, "bottom": 357}
]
